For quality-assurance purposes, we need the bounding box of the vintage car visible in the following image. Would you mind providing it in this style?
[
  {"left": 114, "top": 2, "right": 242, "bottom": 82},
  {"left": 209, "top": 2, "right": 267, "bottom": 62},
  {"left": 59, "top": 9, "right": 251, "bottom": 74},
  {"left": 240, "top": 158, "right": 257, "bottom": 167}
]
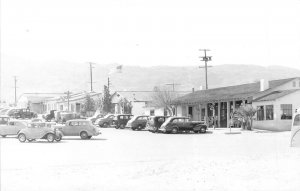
[
  {"left": 96, "top": 114, "right": 115, "bottom": 127},
  {"left": 13, "top": 108, "right": 37, "bottom": 119},
  {"left": 126, "top": 115, "right": 149, "bottom": 130},
  {"left": 0, "top": 119, "right": 28, "bottom": 137},
  {"left": 146, "top": 116, "right": 169, "bottom": 133},
  {"left": 112, "top": 114, "right": 133, "bottom": 129},
  {"left": 55, "top": 119, "right": 100, "bottom": 139},
  {"left": 159, "top": 117, "right": 207, "bottom": 134},
  {"left": 17, "top": 122, "right": 63, "bottom": 142},
  {"left": 87, "top": 113, "right": 104, "bottom": 124}
]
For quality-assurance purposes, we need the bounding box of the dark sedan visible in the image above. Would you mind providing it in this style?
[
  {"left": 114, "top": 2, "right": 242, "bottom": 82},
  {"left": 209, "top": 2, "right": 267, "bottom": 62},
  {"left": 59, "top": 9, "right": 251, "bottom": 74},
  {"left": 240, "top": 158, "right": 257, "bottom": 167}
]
[{"left": 159, "top": 117, "right": 207, "bottom": 134}]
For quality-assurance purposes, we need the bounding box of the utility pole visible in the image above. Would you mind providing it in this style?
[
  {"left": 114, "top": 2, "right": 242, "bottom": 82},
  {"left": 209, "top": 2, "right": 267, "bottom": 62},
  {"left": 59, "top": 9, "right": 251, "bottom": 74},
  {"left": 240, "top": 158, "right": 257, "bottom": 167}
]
[
  {"left": 165, "top": 82, "right": 181, "bottom": 91},
  {"left": 14, "top": 76, "right": 17, "bottom": 106},
  {"left": 199, "top": 49, "right": 212, "bottom": 90},
  {"left": 66, "top": 91, "right": 71, "bottom": 112},
  {"left": 89, "top": 62, "right": 95, "bottom": 92}
]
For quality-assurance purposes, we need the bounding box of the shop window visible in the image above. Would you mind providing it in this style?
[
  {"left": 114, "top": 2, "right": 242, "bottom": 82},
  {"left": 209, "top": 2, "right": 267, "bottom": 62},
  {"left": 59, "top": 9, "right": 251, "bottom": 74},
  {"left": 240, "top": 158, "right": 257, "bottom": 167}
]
[
  {"left": 293, "top": 114, "right": 300, "bottom": 126},
  {"left": 281, "top": 104, "right": 292, "bottom": 120},
  {"left": 266, "top": 105, "right": 274, "bottom": 120},
  {"left": 257, "top": 106, "right": 264, "bottom": 121}
]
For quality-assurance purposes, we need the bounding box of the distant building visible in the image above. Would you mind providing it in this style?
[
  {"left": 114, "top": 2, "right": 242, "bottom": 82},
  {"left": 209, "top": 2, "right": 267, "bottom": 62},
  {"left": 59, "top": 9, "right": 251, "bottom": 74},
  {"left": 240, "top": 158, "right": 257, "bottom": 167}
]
[
  {"left": 17, "top": 93, "right": 61, "bottom": 114},
  {"left": 173, "top": 77, "right": 300, "bottom": 131},
  {"left": 44, "top": 91, "right": 102, "bottom": 115},
  {"left": 111, "top": 91, "right": 152, "bottom": 115}
]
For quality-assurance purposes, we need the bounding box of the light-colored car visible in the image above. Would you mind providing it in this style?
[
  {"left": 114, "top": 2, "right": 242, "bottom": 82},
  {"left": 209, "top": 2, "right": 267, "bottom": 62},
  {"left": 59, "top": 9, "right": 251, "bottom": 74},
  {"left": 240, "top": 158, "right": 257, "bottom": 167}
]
[
  {"left": 87, "top": 113, "right": 104, "bottom": 124},
  {"left": 18, "top": 122, "right": 63, "bottom": 142},
  {"left": 55, "top": 119, "right": 101, "bottom": 139},
  {"left": 0, "top": 119, "right": 28, "bottom": 137}
]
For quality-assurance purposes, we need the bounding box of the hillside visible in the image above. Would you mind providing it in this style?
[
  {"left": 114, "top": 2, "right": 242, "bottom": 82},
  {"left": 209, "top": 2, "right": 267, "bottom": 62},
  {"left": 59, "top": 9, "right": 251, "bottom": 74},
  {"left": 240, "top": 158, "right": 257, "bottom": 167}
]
[{"left": 1, "top": 55, "right": 300, "bottom": 103}]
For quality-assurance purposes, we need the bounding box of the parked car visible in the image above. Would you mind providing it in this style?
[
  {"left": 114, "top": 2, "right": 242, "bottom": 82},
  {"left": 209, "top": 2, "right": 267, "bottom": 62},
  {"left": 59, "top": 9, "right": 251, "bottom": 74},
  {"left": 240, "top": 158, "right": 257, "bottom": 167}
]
[
  {"left": 159, "top": 117, "right": 207, "bottom": 134},
  {"left": 87, "top": 113, "right": 104, "bottom": 124},
  {"left": 112, "top": 114, "right": 133, "bottom": 129},
  {"left": 13, "top": 108, "right": 37, "bottom": 119},
  {"left": 0, "top": 119, "right": 28, "bottom": 137},
  {"left": 126, "top": 115, "right": 149, "bottom": 130},
  {"left": 44, "top": 110, "right": 56, "bottom": 121},
  {"left": 96, "top": 114, "right": 115, "bottom": 127},
  {"left": 146, "top": 116, "right": 169, "bottom": 133},
  {"left": 17, "top": 122, "right": 63, "bottom": 142},
  {"left": 55, "top": 119, "right": 100, "bottom": 139}
]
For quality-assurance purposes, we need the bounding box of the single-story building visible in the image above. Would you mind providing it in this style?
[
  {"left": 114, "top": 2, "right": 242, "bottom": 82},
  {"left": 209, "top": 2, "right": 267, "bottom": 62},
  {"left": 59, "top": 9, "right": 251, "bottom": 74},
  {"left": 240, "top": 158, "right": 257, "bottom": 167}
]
[
  {"left": 17, "top": 93, "right": 60, "bottom": 114},
  {"left": 44, "top": 91, "right": 102, "bottom": 115},
  {"left": 111, "top": 91, "right": 152, "bottom": 115},
  {"left": 173, "top": 77, "right": 300, "bottom": 131}
]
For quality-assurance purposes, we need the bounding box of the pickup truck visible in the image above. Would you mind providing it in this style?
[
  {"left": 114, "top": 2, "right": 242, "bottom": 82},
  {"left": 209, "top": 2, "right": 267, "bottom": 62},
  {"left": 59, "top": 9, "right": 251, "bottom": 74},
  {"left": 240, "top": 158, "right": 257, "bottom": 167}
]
[{"left": 159, "top": 116, "right": 207, "bottom": 134}]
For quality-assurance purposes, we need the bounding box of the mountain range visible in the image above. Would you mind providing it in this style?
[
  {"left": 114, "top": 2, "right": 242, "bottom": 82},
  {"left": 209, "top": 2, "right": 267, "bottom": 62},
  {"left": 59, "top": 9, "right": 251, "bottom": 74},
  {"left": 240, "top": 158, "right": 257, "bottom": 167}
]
[{"left": 1, "top": 55, "right": 300, "bottom": 103}]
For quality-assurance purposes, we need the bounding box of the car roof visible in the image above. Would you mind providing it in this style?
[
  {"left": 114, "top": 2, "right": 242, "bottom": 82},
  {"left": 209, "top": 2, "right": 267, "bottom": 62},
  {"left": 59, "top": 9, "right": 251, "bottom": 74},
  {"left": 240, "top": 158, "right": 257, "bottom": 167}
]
[
  {"left": 169, "top": 116, "right": 189, "bottom": 119},
  {"left": 67, "top": 119, "right": 89, "bottom": 122}
]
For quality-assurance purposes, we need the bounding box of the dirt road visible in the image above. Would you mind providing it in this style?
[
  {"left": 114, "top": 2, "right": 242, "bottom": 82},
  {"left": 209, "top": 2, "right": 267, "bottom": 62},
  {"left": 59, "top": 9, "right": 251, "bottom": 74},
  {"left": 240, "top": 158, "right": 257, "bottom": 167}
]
[{"left": 1, "top": 128, "right": 300, "bottom": 191}]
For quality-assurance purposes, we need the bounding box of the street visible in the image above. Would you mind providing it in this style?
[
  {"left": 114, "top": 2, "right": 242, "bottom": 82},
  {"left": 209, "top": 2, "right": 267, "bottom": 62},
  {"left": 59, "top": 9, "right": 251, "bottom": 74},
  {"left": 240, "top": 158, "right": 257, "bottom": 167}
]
[{"left": 1, "top": 128, "right": 300, "bottom": 191}]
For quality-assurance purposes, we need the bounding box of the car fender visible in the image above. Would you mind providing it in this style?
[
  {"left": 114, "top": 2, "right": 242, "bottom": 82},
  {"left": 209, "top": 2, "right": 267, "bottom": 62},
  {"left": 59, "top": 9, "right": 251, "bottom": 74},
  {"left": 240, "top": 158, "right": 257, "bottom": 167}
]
[{"left": 193, "top": 124, "right": 204, "bottom": 131}]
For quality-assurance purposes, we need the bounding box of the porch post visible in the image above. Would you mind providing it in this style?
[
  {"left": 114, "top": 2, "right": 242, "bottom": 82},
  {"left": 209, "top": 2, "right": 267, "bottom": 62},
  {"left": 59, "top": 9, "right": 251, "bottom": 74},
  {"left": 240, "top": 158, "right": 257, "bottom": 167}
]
[
  {"left": 233, "top": 100, "right": 236, "bottom": 112},
  {"left": 226, "top": 101, "right": 230, "bottom": 128},
  {"left": 205, "top": 103, "right": 208, "bottom": 124},
  {"left": 199, "top": 104, "right": 202, "bottom": 121},
  {"left": 217, "top": 102, "right": 221, "bottom": 128}
]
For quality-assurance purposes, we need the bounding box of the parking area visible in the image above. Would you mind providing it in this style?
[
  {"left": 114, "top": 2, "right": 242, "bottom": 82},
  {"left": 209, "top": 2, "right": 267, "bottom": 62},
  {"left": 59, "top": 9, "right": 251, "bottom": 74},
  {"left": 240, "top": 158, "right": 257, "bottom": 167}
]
[{"left": 1, "top": 128, "right": 300, "bottom": 191}]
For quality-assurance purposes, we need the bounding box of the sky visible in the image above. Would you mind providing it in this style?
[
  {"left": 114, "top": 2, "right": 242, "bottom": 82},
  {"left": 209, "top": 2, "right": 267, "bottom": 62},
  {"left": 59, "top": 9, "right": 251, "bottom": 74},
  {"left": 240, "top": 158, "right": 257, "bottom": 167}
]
[{"left": 1, "top": 0, "right": 300, "bottom": 69}]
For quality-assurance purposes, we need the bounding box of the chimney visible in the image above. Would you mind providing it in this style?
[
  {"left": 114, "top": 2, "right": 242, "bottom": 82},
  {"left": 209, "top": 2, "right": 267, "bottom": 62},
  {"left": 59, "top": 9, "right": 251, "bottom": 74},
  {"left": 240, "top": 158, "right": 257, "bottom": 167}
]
[
  {"left": 260, "top": 79, "right": 269, "bottom": 92},
  {"left": 199, "top": 86, "right": 203, "bottom": 90}
]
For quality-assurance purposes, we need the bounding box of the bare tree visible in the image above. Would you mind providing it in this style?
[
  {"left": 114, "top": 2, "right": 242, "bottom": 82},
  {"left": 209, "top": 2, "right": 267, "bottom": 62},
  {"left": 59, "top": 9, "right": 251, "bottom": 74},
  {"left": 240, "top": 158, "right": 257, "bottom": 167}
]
[{"left": 151, "top": 86, "right": 177, "bottom": 116}]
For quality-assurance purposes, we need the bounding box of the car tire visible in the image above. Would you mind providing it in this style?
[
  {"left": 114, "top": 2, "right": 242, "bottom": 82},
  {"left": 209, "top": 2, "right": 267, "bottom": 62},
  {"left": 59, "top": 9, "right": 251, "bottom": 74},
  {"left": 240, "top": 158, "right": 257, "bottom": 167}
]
[
  {"left": 131, "top": 127, "right": 136, "bottom": 131},
  {"left": 1, "top": 135, "right": 7, "bottom": 138},
  {"left": 103, "top": 122, "right": 108, "bottom": 128},
  {"left": 55, "top": 134, "right": 62, "bottom": 142},
  {"left": 193, "top": 130, "right": 200, "bottom": 133},
  {"left": 171, "top": 127, "right": 179, "bottom": 134},
  {"left": 80, "top": 131, "right": 89, "bottom": 139},
  {"left": 28, "top": 139, "right": 35, "bottom": 142},
  {"left": 200, "top": 127, "right": 206, "bottom": 133},
  {"left": 47, "top": 133, "right": 55, "bottom": 142},
  {"left": 120, "top": 124, "right": 125, "bottom": 129},
  {"left": 137, "top": 125, "right": 142, "bottom": 131},
  {"left": 18, "top": 133, "right": 26, "bottom": 142},
  {"left": 87, "top": 136, "right": 92, "bottom": 139}
]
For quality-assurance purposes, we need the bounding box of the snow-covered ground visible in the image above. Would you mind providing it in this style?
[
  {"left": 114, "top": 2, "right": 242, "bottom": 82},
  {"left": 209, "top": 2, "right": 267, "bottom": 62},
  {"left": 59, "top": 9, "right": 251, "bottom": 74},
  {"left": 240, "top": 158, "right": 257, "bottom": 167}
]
[{"left": 1, "top": 128, "right": 300, "bottom": 191}]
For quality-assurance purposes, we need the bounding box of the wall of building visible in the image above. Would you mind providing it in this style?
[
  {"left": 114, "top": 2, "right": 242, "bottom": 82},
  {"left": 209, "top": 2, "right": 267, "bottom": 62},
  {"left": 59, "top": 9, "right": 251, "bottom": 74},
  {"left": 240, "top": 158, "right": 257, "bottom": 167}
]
[
  {"left": 144, "top": 107, "right": 165, "bottom": 116},
  {"left": 252, "top": 90, "right": 300, "bottom": 131},
  {"left": 131, "top": 101, "right": 146, "bottom": 115}
]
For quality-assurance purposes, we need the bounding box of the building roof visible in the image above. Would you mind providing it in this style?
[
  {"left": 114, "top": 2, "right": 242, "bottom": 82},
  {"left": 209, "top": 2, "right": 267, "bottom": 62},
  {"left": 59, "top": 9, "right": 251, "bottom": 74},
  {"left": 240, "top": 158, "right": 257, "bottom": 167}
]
[
  {"left": 112, "top": 91, "right": 153, "bottom": 102},
  {"left": 56, "top": 92, "right": 101, "bottom": 103},
  {"left": 173, "top": 77, "right": 298, "bottom": 105},
  {"left": 253, "top": 89, "right": 299, "bottom": 102}
]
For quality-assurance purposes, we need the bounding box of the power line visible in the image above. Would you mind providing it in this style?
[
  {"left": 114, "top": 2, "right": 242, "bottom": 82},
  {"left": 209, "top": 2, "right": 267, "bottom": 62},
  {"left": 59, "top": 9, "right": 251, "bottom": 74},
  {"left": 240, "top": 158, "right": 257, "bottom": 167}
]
[
  {"left": 165, "top": 82, "right": 181, "bottom": 91},
  {"left": 199, "top": 49, "right": 213, "bottom": 90}
]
